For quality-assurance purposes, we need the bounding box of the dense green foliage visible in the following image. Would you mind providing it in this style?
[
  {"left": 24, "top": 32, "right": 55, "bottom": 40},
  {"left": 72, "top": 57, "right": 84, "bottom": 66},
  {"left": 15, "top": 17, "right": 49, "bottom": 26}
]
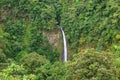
[
  {"left": 0, "top": 0, "right": 120, "bottom": 80},
  {"left": 61, "top": 0, "right": 120, "bottom": 51},
  {"left": 0, "top": 63, "right": 37, "bottom": 80},
  {"left": 0, "top": 49, "right": 118, "bottom": 80},
  {"left": 67, "top": 49, "right": 118, "bottom": 80},
  {"left": 0, "top": 0, "right": 59, "bottom": 62}
]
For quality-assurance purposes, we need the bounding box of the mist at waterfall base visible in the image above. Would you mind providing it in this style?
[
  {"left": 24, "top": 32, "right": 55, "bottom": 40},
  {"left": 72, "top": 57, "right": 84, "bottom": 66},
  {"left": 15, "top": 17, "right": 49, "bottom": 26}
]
[{"left": 60, "top": 27, "right": 67, "bottom": 62}]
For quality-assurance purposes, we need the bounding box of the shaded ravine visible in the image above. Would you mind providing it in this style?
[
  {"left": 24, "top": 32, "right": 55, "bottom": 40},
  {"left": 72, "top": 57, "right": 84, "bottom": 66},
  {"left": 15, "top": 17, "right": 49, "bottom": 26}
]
[{"left": 60, "top": 27, "right": 67, "bottom": 62}]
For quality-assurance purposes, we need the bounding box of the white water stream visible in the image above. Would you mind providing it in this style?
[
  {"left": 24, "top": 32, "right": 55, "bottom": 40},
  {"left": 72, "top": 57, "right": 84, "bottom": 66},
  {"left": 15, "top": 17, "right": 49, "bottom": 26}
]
[{"left": 60, "top": 27, "right": 67, "bottom": 62}]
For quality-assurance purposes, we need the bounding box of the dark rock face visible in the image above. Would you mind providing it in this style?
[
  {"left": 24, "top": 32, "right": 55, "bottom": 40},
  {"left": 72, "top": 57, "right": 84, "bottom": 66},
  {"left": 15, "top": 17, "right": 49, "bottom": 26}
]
[
  {"left": 43, "top": 29, "right": 63, "bottom": 61},
  {"left": 43, "top": 30, "right": 61, "bottom": 48}
]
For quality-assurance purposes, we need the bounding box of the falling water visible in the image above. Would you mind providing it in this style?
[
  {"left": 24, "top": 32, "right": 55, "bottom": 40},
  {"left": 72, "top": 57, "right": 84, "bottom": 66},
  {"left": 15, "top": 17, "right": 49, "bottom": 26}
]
[{"left": 60, "top": 27, "right": 67, "bottom": 62}]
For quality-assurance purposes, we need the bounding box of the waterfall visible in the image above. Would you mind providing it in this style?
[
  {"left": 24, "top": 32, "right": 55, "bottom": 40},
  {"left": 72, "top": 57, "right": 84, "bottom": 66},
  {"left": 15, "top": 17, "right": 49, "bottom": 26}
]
[{"left": 60, "top": 27, "right": 67, "bottom": 62}]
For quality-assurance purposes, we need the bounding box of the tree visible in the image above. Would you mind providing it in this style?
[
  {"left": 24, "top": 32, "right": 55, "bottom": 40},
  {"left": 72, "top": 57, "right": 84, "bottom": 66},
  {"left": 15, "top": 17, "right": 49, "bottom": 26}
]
[
  {"left": 67, "top": 49, "right": 118, "bottom": 80},
  {"left": 0, "top": 63, "right": 37, "bottom": 80},
  {"left": 35, "top": 62, "right": 67, "bottom": 80},
  {"left": 20, "top": 52, "right": 48, "bottom": 73}
]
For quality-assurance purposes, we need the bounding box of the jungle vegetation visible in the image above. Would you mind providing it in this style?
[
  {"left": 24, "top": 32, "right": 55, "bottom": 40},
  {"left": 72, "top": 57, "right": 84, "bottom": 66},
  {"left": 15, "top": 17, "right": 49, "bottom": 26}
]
[{"left": 0, "top": 0, "right": 120, "bottom": 80}]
